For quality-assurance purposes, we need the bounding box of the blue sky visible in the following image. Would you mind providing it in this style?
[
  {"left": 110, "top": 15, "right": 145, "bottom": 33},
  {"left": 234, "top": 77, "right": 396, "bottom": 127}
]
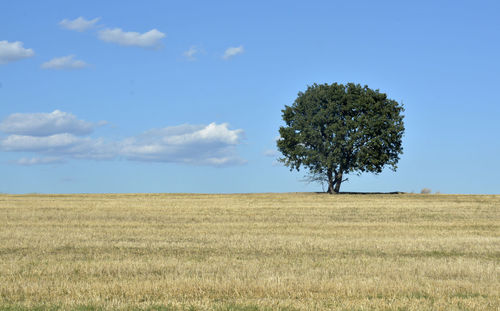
[{"left": 1, "top": 1, "right": 499, "bottom": 194}]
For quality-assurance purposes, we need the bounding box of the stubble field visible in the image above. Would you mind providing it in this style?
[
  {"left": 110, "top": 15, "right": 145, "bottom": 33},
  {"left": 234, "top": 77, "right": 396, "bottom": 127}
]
[{"left": 0, "top": 193, "right": 498, "bottom": 310}]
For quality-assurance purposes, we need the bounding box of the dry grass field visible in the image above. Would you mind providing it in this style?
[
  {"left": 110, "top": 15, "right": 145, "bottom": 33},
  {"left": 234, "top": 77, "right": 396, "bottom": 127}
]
[{"left": 0, "top": 193, "right": 498, "bottom": 310}]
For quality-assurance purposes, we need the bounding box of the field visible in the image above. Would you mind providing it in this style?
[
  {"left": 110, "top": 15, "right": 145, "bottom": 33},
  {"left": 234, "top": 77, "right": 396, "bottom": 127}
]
[{"left": 0, "top": 193, "right": 498, "bottom": 310}]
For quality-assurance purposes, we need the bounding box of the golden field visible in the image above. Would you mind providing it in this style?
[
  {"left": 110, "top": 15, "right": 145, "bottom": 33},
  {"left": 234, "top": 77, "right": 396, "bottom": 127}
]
[{"left": 0, "top": 193, "right": 498, "bottom": 310}]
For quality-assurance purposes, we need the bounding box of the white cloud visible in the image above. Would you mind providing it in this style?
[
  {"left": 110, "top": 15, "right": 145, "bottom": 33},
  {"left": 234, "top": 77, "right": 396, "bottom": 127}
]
[
  {"left": 0, "top": 41, "right": 35, "bottom": 65},
  {"left": 0, "top": 110, "right": 95, "bottom": 136},
  {"left": 98, "top": 28, "right": 166, "bottom": 48},
  {"left": 0, "top": 110, "right": 245, "bottom": 166},
  {"left": 183, "top": 46, "right": 199, "bottom": 61},
  {"left": 223, "top": 45, "right": 244, "bottom": 59},
  {"left": 0, "top": 133, "right": 84, "bottom": 151},
  {"left": 263, "top": 149, "right": 278, "bottom": 157},
  {"left": 59, "top": 17, "right": 100, "bottom": 32},
  {"left": 62, "top": 137, "right": 116, "bottom": 160},
  {"left": 0, "top": 134, "right": 115, "bottom": 160},
  {"left": 15, "top": 157, "right": 65, "bottom": 166},
  {"left": 41, "top": 55, "right": 88, "bottom": 70},
  {"left": 121, "top": 123, "right": 245, "bottom": 166}
]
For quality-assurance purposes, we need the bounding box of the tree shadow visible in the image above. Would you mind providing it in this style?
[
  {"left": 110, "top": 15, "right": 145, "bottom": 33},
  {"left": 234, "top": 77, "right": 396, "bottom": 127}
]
[{"left": 313, "top": 191, "right": 406, "bottom": 195}]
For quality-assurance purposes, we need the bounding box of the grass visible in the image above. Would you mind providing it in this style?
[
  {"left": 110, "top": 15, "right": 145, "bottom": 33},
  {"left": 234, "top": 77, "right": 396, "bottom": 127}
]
[{"left": 0, "top": 193, "right": 498, "bottom": 310}]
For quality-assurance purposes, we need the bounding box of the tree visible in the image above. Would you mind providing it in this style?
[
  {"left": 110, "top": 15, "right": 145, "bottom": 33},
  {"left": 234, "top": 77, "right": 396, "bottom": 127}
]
[{"left": 277, "top": 83, "right": 405, "bottom": 194}]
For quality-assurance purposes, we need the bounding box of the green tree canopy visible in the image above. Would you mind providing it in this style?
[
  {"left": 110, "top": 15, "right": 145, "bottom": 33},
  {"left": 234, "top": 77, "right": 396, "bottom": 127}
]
[{"left": 277, "top": 83, "right": 405, "bottom": 194}]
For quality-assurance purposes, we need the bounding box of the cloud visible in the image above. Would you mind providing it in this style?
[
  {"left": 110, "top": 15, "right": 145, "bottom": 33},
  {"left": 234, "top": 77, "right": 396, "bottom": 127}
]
[
  {"left": 98, "top": 28, "right": 165, "bottom": 48},
  {"left": 121, "top": 123, "right": 245, "bottom": 166},
  {"left": 183, "top": 46, "right": 199, "bottom": 61},
  {"left": 0, "top": 110, "right": 96, "bottom": 136},
  {"left": 263, "top": 149, "right": 278, "bottom": 157},
  {"left": 0, "top": 41, "right": 35, "bottom": 65},
  {"left": 14, "top": 157, "right": 65, "bottom": 166},
  {"left": 41, "top": 55, "right": 88, "bottom": 70},
  {"left": 0, "top": 110, "right": 245, "bottom": 166},
  {"left": 0, "top": 134, "right": 116, "bottom": 159},
  {"left": 0, "top": 133, "right": 89, "bottom": 152},
  {"left": 59, "top": 17, "right": 100, "bottom": 32},
  {"left": 223, "top": 45, "right": 244, "bottom": 59}
]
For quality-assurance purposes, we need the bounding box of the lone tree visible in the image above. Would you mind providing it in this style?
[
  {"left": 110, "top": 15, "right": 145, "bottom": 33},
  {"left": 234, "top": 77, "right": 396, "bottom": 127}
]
[{"left": 277, "top": 83, "right": 405, "bottom": 194}]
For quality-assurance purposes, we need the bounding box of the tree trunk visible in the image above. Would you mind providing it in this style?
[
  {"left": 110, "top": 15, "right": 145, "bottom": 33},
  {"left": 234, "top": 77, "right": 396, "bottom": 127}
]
[
  {"left": 333, "top": 171, "right": 343, "bottom": 194},
  {"left": 327, "top": 169, "right": 335, "bottom": 194}
]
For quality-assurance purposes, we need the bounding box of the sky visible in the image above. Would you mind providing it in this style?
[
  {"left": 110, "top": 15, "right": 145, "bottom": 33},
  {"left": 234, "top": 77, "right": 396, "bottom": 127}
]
[{"left": 1, "top": 1, "right": 499, "bottom": 194}]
